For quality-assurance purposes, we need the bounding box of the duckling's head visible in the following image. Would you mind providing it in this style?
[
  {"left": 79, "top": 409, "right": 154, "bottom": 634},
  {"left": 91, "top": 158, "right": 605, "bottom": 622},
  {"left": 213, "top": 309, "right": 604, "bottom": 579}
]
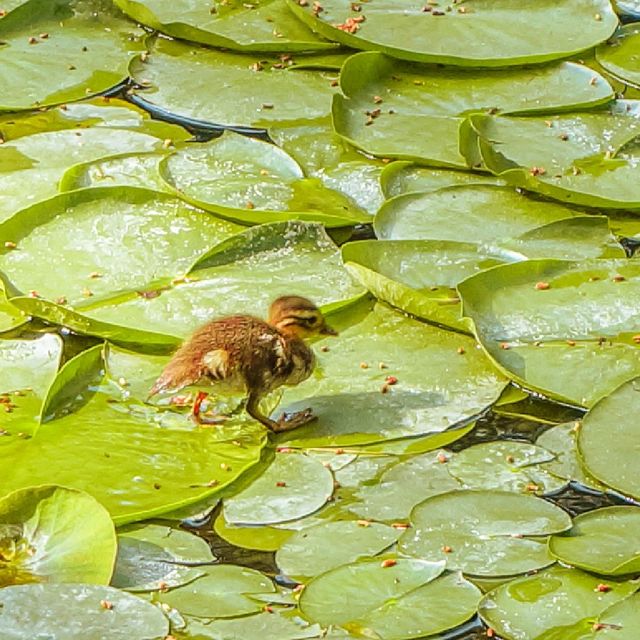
[{"left": 268, "top": 296, "right": 338, "bottom": 339}]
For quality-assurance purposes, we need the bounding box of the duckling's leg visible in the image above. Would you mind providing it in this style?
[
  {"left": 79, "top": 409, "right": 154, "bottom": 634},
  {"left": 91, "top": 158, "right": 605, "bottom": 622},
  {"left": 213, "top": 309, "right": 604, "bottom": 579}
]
[
  {"left": 246, "top": 393, "right": 315, "bottom": 432},
  {"left": 191, "top": 391, "right": 228, "bottom": 426}
]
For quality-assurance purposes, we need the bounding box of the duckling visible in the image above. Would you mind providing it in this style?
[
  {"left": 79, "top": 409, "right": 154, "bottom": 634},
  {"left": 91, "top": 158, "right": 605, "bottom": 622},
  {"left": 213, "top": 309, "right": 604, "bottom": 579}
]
[{"left": 148, "top": 296, "right": 337, "bottom": 432}]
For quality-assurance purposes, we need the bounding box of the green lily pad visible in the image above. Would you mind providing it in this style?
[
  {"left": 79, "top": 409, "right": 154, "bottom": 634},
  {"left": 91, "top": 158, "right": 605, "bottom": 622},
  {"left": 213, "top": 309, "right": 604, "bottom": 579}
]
[
  {"left": 399, "top": 490, "right": 572, "bottom": 577},
  {"left": 270, "top": 118, "right": 384, "bottom": 215},
  {"left": 446, "top": 441, "right": 568, "bottom": 495},
  {"left": 374, "top": 186, "right": 584, "bottom": 243},
  {"left": 459, "top": 259, "right": 640, "bottom": 407},
  {"left": 0, "top": 344, "right": 267, "bottom": 523},
  {"left": 183, "top": 611, "right": 321, "bottom": 640},
  {"left": 466, "top": 102, "right": 640, "bottom": 209},
  {"left": 0, "top": 126, "right": 167, "bottom": 223},
  {"left": 113, "top": 0, "right": 336, "bottom": 51},
  {"left": 112, "top": 523, "right": 214, "bottom": 591},
  {"left": 159, "top": 133, "right": 368, "bottom": 227},
  {"left": 597, "top": 24, "right": 640, "bottom": 88},
  {"left": 157, "top": 564, "right": 275, "bottom": 618},
  {"left": 224, "top": 452, "right": 334, "bottom": 526},
  {"left": 332, "top": 52, "right": 612, "bottom": 166},
  {"left": 288, "top": 0, "right": 617, "bottom": 67},
  {"left": 596, "top": 593, "right": 640, "bottom": 639},
  {"left": 0, "top": 0, "right": 145, "bottom": 111},
  {"left": 0, "top": 187, "right": 242, "bottom": 305},
  {"left": 478, "top": 565, "right": 638, "bottom": 640},
  {"left": 35, "top": 221, "right": 363, "bottom": 343},
  {"left": 129, "top": 35, "right": 339, "bottom": 129},
  {"left": 0, "top": 1, "right": 32, "bottom": 19},
  {"left": 0, "top": 286, "right": 25, "bottom": 333},
  {"left": 276, "top": 520, "right": 400, "bottom": 579},
  {"left": 549, "top": 506, "right": 640, "bottom": 576},
  {"left": 277, "top": 301, "right": 507, "bottom": 447},
  {"left": 536, "top": 422, "right": 604, "bottom": 490},
  {"left": 578, "top": 378, "right": 640, "bottom": 499},
  {"left": 380, "top": 162, "right": 503, "bottom": 198},
  {"left": 300, "top": 558, "right": 482, "bottom": 639},
  {"left": 213, "top": 511, "right": 294, "bottom": 552},
  {"left": 59, "top": 152, "right": 169, "bottom": 193},
  {"left": 0, "top": 485, "right": 116, "bottom": 587},
  {"left": 0, "top": 333, "right": 62, "bottom": 439}
]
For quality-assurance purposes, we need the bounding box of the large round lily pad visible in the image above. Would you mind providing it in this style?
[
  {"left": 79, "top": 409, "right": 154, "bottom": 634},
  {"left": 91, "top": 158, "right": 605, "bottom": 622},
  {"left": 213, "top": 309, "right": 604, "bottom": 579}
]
[
  {"left": 0, "top": 187, "right": 242, "bottom": 306},
  {"left": 277, "top": 300, "right": 508, "bottom": 447},
  {"left": 478, "top": 565, "right": 638, "bottom": 640},
  {"left": 459, "top": 259, "right": 640, "bottom": 407},
  {"left": 0, "top": 582, "right": 169, "bottom": 640},
  {"left": 333, "top": 52, "right": 613, "bottom": 165},
  {"left": 549, "top": 506, "right": 640, "bottom": 576},
  {"left": 160, "top": 133, "right": 368, "bottom": 226},
  {"left": 129, "top": 36, "right": 339, "bottom": 129},
  {"left": 597, "top": 24, "right": 640, "bottom": 88},
  {"left": 578, "top": 378, "right": 640, "bottom": 499},
  {"left": 276, "top": 520, "right": 400, "bottom": 579},
  {"left": 224, "top": 452, "right": 334, "bottom": 526},
  {"left": 399, "top": 490, "right": 571, "bottom": 577},
  {"left": 288, "top": 0, "right": 618, "bottom": 66},
  {"left": 0, "top": 0, "right": 145, "bottom": 111},
  {"left": 113, "top": 0, "right": 336, "bottom": 51},
  {"left": 0, "top": 485, "right": 116, "bottom": 587}
]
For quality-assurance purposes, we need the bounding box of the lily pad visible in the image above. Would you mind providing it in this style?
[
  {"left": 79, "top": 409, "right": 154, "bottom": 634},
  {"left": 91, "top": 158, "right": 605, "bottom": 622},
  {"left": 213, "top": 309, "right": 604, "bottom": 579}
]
[
  {"left": 129, "top": 35, "right": 339, "bottom": 129},
  {"left": 578, "top": 378, "right": 640, "bottom": 499},
  {"left": 399, "top": 490, "right": 572, "bottom": 577},
  {"left": 0, "top": 344, "right": 267, "bottom": 523},
  {"left": 478, "top": 565, "right": 638, "bottom": 640},
  {"left": 0, "top": 582, "right": 169, "bottom": 640},
  {"left": 597, "top": 24, "right": 640, "bottom": 88},
  {"left": 459, "top": 259, "right": 640, "bottom": 407},
  {"left": 596, "top": 593, "right": 640, "bottom": 639},
  {"left": 0, "top": 187, "right": 242, "bottom": 305},
  {"left": 277, "top": 301, "right": 507, "bottom": 447},
  {"left": 333, "top": 52, "right": 613, "bottom": 166},
  {"left": 0, "top": 286, "right": 25, "bottom": 333},
  {"left": 159, "top": 133, "right": 368, "bottom": 226},
  {"left": 270, "top": 118, "right": 384, "bottom": 215},
  {"left": 380, "top": 162, "right": 503, "bottom": 198},
  {"left": 224, "top": 452, "right": 334, "bottom": 526},
  {"left": 0, "top": 126, "right": 167, "bottom": 223},
  {"left": 0, "top": 0, "right": 145, "bottom": 111},
  {"left": 466, "top": 102, "right": 640, "bottom": 209},
  {"left": 112, "top": 523, "right": 215, "bottom": 591},
  {"left": 276, "top": 520, "right": 400, "bottom": 579},
  {"left": 157, "top": 564, "right": 275, "bottom": 618},
  {"left": 0, "top": 485, "right": 116, "bottom": 587},
  {"left": 289, "top": 0, "right": 618, "bottom": 67},
  {"left": 36, "top": 221, "right": 364, "bottom": 343},
  {"left": 113, "top": 0, "right": 336, "bottom": 51},
  {"left": 549, "top": 506, "right": 640, "bottom": 576},
  {"left": 446, "top": 441, "right": 568, "bottom": 495},
  {"left": 213, "top": 511, "right": 294, "bottom": 552},
  {"left": 300, "top": 559, "right": 482, "bottom": 639}
]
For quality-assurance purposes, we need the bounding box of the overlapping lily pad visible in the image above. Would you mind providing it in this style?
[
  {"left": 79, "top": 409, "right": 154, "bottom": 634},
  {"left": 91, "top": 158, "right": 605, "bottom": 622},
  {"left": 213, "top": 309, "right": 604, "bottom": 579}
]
[
  {"left": 399, "top": 490, "right": 572, "bottom": 576},
  {"left": 459, "top": 259, "right": 640, "bottom": 407},
  {"left": 478, "top": 565, "right": 638, "bottom": 640},
  {"left": 129, "top": 36, "right": 340, "bottom": 129},
  {"left": 466, "top": 102, "right": 640, "bottom": 208},
  {"left": 0, "top": 187, "right": 242, "bottom": 305},
  {"left": 0, "top": 583, "right": 169, "bottom": 640},
  {"left": 0, "top": 0, "right": 145, "bottom": 112},
  {"left": 332, "top": 52, "right": 612, "bottom": 165},
  {"left": 0, "top": 485, "right": 116, "bottom": 586},
  {"left": 113, "top": 0, "right": 336, "bottom": 51},
  {"left": 597, "top": 24, "right": 640, "bottom": 88},
  {"left": 0, "top": 345, "right": 268, "bottom": 523},
  {"left": 277, "top": 300, "right": 507, "bottom": 447},
  {"left": 299, "top": 558, "right": 481, "bottom": 639},
  {"left": 159, "top": 133, "right": 368, "bottom": 226},
  {"left": 578, "top": 378, "right": 640, "bottom": 499},
  {"left": 289, "top": 0, "right": 618, "bottom": 66},
  {"left": 112, "top": 523, "right": 215, "bottom": 591}
]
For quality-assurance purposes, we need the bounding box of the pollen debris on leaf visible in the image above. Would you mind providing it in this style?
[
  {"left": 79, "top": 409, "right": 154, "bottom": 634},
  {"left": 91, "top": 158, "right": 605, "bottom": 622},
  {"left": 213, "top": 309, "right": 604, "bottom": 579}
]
[
  {"left": 380, "top": 383, "right": 390, "bottom": 393},
  {"left": 612, "top": 275, "right": 625, "bottom": 282},
  {"left": 566, "top": 340, "right": 576, "bottom": 346},
  {"left": 28, "top": 36, "right": 38, "bottom": 44},
  {"left": 246, "top": 201, "right": 255, "bottom": 209},
  {"left": 385, "top": 375, "right": 398, "bottom": 385},
  {"left": 88, "top": 271, "right": 102, "bottom": 279},
  {"left": 391, "top": 522, "right": 410, "bottom": 530},
  {"left": 357, "top": 519, "right": 371, "bottom": 527},
  {"left": 590, "top": 76, "right": 599, "bottom": 86},
  {"left": 3, "top": 241, "right": 16, "bottom": 249},
  {"left": 264, "top": 605, "right": 274, "bottom": 613},
  {"left": 535, "top": 281, "right": 550, "bottom": 290},
  {"left": 525, "top": 483, "right": 540, "bottom": 492},
  {"left": 276, "top": 446, "right": 293, "bottom": 453},
  {"left": 595, "top": 583, "right": 612, "bottom": 592},
  {"left": 529, "top": 166, "right": 546, "bottom": 176},
  {"left": 486, "top": 629, "right": 496, "bottom": 638},
  {"left": 442, "top": 545, "right": 453, "bottom": 553},
  {"left": 360, "top": 362, "right": 369, "bottom": 369},
  {"left": 592, "top": 623, "right": 605, "bottom": 631},
  {"left": 505, "top": 455, "right": 515, "bottom": 463},
  {"left": 373, "top": 95, "right": 383, "bottom": 104},
  {"left": 99, "top": 600, "right": 113, "bottom": 610},
  {"left": 457, "top": 347, "right": 465, "bottom": 355},
  {"left": 437, "top": 452, "right": 448, "bottom": 463},
  {"left": 380, "top": 559, "right": 397, "bottom": 568},
  {"left": 500, "top": 342, "right": 510, "bottom": 350},
  {"left": 275, "top": 481, "right": 287, "bottom": 487},
  {"left": 632, "top": 335, "right": 640, "bottom": 344},
  {"left": 320, "top": 345, "right": 330, "bottom": 352}
]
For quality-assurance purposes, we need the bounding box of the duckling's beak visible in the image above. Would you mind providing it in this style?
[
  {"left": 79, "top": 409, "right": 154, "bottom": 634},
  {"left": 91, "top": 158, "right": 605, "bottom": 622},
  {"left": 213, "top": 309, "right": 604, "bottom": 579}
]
[{"left": 320, "top": 324, "right": 338, "bottom": 336}]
